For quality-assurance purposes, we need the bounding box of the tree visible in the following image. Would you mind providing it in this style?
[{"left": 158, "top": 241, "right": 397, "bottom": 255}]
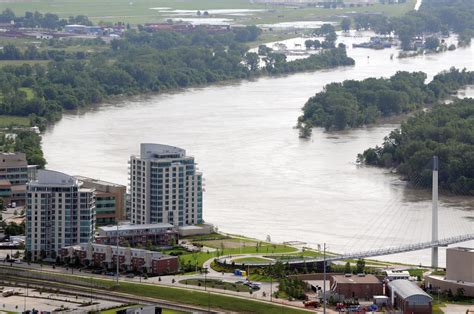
[
  {"left": 425, "top": 37, "right": 440, "bottom": 51},
  {"left": 344, "top": 261, "right": 352, "bottom": 274},
  {"left": 356, "top": 258, "right": 365, "bottom": 274},
  {"left": 305, "top": 40, "right": 314, "bottom": 50},
  {"left": 244, "top": 52, "right": 259, "bottom": 72},
  {"left": 341, "top": 18, "right": 351, "bottom": 32},
  {"left": 258, "top": 45, "right": 272, "bottom": 56}
]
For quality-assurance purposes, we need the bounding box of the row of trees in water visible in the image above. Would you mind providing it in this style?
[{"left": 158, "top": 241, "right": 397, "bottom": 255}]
[
  {"left": 298, "top": 68, "right": 474, "bottom": 193},
  {"left": 359, "top": 98, "right": 474, "bottom": 194},
  {"left": 298, "top": 68, "right": 474, "bottom": 134}
]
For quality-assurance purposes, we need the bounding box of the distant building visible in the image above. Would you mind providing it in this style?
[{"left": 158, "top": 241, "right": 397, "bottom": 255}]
[
  {"left": 384, "top": 270, "right": 412, "bottom": 281},
  {"left": 388, "top": 280, "right": 432, "bottom": 314},
  {"left": 425, "top": 247, "right": 474, "bottom": 297},
  {"left": 446, "top": 247, "right": 474, "bottom": 282},
  {"left": 75, "top": 176, "right": 126, "bottom": 225},
  {"left": 26, "top": 170, "right": 95, "bottom": 260},
  {"left": 65, "top": 24, "right": 88, "bottom": 34},
  {"left": 129, "top": 143, "right": 203, "bottom": 227},
  {"left": 95, "top": 223, "right": 178, "bottom": 247},
  {"left": 330, "top": 274, "right": 383, "bottom": 300},
  {"left": 0, "top": 152, "right": 37, "bottom": 205},
  {"left": 177, "top": 224, "right": 213, "bottom": 237},
  {"left": 64, "top": 24, "right": 103, "bottom": 35},
  {"left": 61, "top": 242, "right": 179, "bottom": 275}
]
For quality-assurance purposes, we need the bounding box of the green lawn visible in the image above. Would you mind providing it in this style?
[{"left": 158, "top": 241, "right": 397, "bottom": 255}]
[
  {"left": 180, "top": 238, "right": 297, "bottom": 267},
  {"left": 179, "top": 278, "right": 253, "bottom": 293},
  {"left": 234, "top": 257, "right": 273, "bottom": 264},
  {"left": 19, "top": 87, "right": 34, "bottom": 100},
  {"left": 407, "top": 268, "right": 428, "bottom": 278},
  {"left": 0, "top": 0, "right": 416, "bottom": 25},
  {"left": 181, "top": 232, "right": 229, "bottom": 241},
  {"left": 0, "top": 115, "right": 30, "bottom": 127},
  {"left": 101, "top": 305, "right": 189, "bottom": 314},
  {"left": 95, "top": 278, "right": 307, "bottom": 313}
]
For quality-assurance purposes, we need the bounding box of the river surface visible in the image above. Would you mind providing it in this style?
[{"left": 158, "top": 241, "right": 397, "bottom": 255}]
[{"left": 42, "top": 32, "right": 474, "bottom": 266}]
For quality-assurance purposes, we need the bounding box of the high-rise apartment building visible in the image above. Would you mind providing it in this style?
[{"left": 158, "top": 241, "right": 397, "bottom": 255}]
[
  {"left": 26, "top": 170, "right": 95, "bottom": 260},
  {"left": 129, "top": 143, "right": 203, "bottom": 226}
]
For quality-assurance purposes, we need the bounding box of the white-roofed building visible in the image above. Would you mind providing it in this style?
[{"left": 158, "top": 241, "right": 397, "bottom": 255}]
[{"left": 95, "top": 223, "right": 177, "bottom": 247}]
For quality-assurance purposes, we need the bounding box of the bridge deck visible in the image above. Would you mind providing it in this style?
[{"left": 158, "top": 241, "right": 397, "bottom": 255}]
[{"left": 219, "top": 234, "right": 474, "bottom": 267}]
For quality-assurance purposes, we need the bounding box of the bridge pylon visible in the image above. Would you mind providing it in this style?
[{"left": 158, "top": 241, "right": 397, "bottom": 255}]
[{"left": 431, "top": 156, "right": 439, "bottom": 269}]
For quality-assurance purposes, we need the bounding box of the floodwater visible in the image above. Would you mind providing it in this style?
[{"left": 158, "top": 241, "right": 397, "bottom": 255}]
[{"left": 42, "top": 32, "right": 474, "bottom": 266}]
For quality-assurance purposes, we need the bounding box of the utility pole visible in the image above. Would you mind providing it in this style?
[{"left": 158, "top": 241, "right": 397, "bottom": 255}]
[
  {"left": 323, "top": 243, "right": 327, "bottom": 314},
  {"left": 270, "top": 262, "right": 273, "bottom": 303},
  {"left": 116, "top": 220, "right": 120, "bottom": 285},
  {"left": 431, "top": 156, "right": 439, "bottom": 269}
]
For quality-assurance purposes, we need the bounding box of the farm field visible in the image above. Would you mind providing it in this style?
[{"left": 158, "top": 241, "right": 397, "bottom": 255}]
[{"left": 0, "top": 0, "right": 416, "bottom": 25}]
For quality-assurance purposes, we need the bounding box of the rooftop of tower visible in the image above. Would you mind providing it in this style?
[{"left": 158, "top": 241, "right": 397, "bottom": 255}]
[{"left": 140, "top": 143, "right": 186, "bottom": 159}]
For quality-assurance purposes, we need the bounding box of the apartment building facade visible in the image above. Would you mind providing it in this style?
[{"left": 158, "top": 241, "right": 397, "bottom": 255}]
[
  {"left": 26, "top": 170, "right": 95, "bottom": 260},
  {"left": 129, "top": 143, "right": 203, "bottom": 226},
  {"left": 61, "top": 242, "right": 179, "bottom": 275},
  {"left": 0, "top": 152, "right": 37, "bottom": 205},
  {"left": 75, "top": 176, "right": 126, "bottom": 225}
]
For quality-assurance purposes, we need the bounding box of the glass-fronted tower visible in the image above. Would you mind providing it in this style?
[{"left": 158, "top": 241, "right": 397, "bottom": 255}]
[
  {"left": 129, "top": 143, "right": 203, "bottom": 226},
  {"left": 26, "top": 170, "right": 95, "bottom": 261}
]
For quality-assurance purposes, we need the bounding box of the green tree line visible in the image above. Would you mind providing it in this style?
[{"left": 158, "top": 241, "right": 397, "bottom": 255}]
[
  {"left": 0, "top": 27, "right": 354, "bottom": 128},
  {"left": 358, "top": 98, "right": 474, "bottom": 195},
  {"left": 298, "top": 68, "right": 474, "bottom": 136},
  {"left": 0, "top": 8, "right": 92, "bottom": 29}
]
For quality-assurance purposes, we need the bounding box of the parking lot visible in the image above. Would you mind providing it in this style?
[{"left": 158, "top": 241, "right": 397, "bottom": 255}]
[{"left": 0, "top": 286, "right": 123, "bottom": 313}]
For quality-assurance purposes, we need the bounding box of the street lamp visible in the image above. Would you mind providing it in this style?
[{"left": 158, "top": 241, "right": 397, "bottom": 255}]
[
  {"left": 203, "top": 267, "right": 210, "bottom": 313},
  {"left": 323, "top": 243, "right": 327, "bottom": 314},
  {"left": 269, "top": 262, "right": 273, "bottom": 303}
]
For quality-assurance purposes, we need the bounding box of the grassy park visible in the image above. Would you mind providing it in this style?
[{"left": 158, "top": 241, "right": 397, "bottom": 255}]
[
  {"left": 178, "top": 234, "right": 298, "bottom": 267},
  {"left": 0, "top": 0, "right": 417, "bottom": 25}
]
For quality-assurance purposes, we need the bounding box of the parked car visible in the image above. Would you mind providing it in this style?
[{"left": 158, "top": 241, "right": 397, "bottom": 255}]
[
  {"left": 303, "top": 300, "right": 320, "bottom": 308},
  {"left": 126, "top": 273, "right": 134, "bottom": 278}
]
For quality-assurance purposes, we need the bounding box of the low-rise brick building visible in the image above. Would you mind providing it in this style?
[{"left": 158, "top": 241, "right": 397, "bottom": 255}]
[
  {"left": 61, "top": 242, "right": 178, "bottom": 275},
  {"left": 330, "top": 274, "right": 383, "bottom": 300}
]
